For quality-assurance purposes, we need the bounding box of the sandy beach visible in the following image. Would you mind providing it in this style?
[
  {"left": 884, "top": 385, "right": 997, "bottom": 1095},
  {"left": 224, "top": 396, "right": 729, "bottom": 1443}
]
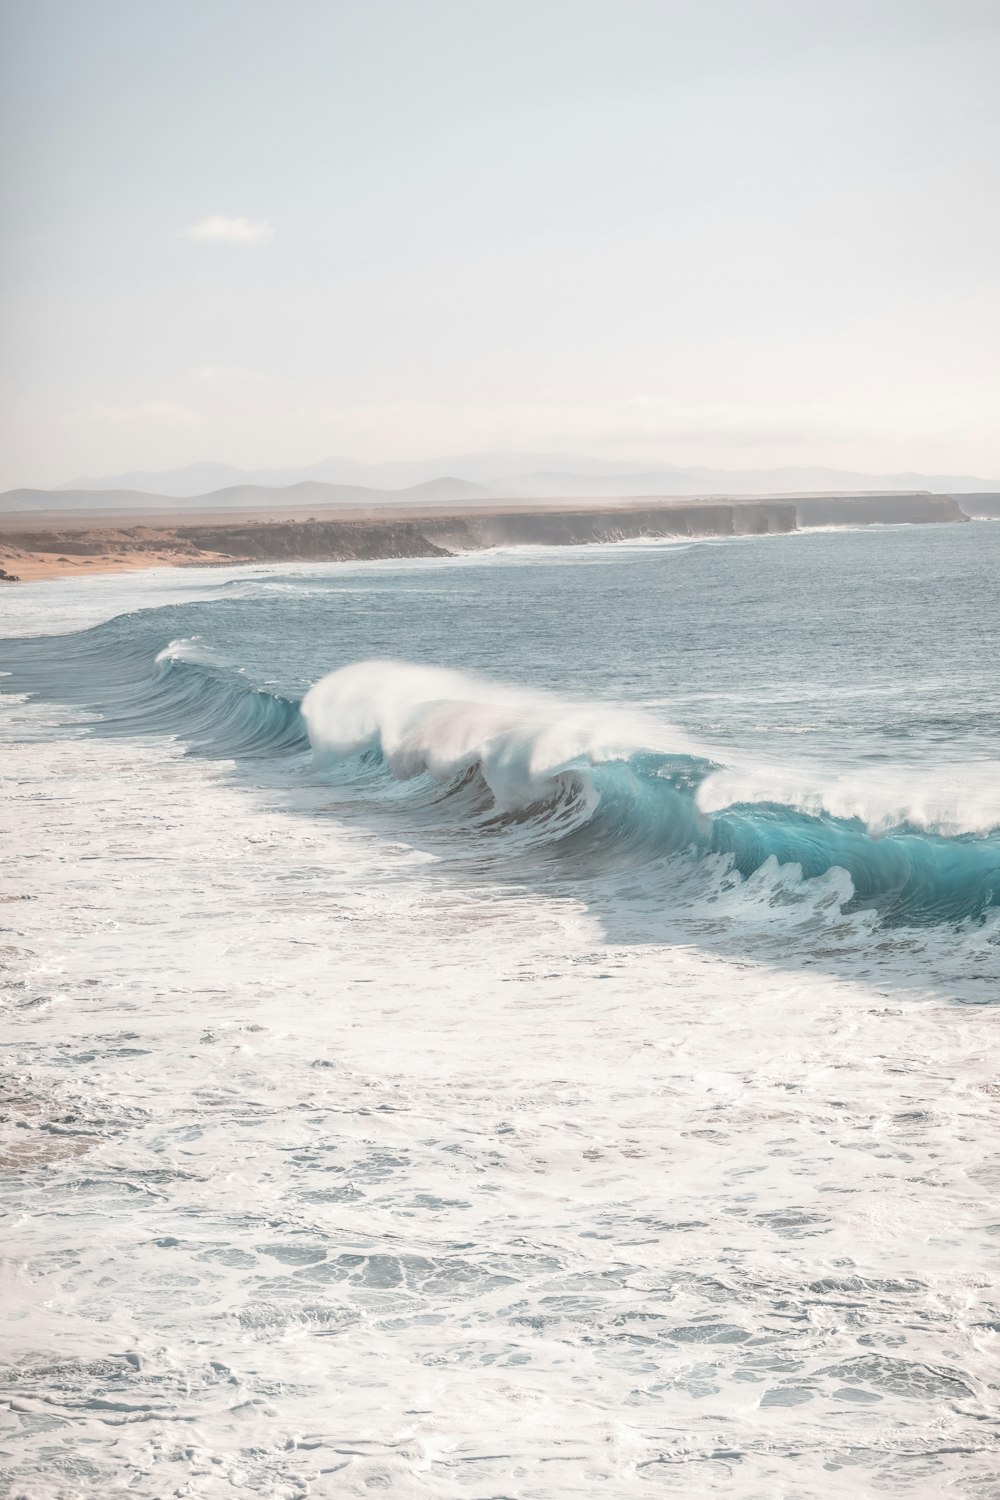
[{"left": 0, "top": 549, "right": 230, "bottom": 583}]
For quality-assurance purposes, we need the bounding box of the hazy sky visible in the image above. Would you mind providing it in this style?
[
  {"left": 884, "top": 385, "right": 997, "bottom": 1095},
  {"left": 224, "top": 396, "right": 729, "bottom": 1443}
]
[{"left": 1, "top": 0, "right": 998, "bottom": 488}]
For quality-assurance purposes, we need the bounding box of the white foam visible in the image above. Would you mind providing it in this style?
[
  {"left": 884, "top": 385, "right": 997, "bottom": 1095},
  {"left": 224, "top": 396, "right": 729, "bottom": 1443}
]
[
  {"left": 699, "top": 761, "right": 1000, "bottom": 836},
  {"left": 3, "top": 690, "right": 999, "bottom": 1498},
  {"left": 154, "top": 635, "right": 227, "bottom": 668},
  {"left": 3, "top": 694, "right": 999, "bottom": 1498}
]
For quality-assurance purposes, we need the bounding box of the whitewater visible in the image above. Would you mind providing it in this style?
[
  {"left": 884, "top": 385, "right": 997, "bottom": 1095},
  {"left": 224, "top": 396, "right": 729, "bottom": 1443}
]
[{"left": 1, "top": 523, "right": 999, "bottom": 1498}]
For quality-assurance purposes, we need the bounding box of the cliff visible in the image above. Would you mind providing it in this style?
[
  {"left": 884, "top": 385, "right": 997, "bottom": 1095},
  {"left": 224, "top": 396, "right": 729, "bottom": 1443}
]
[
  {"left": 422, "top": 502, "right": 795, "bottom": 551},
  {"left": 0, "top": 500, "right": 796, "bottom": 580},
  {"left": 794, "top": 493, "right": 967, "bottom": 526},
  {"left": 0, "top": 494, "right": 970, "bottom": 582},
  {"left": 173, "top": 518, "right": 450, "bottom": 562}
]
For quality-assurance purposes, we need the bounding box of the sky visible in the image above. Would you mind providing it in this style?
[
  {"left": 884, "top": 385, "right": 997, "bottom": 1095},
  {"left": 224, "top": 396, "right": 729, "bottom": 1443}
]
[{"left": 1, "top": 0, "right": 998, "bottom": 489}]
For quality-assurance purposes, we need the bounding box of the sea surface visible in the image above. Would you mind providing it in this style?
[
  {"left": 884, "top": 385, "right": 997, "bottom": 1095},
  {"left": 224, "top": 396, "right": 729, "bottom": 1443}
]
[{"left": 1, "top": 522, "right": 999, "bottom": 1499}]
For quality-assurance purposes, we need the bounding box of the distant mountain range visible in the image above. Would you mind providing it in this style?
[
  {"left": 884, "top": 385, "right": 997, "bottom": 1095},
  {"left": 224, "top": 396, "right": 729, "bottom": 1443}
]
[
  {"left": 43, "top": 453, "right": 1000, "bottom": 501},
  {"left": 2, "top": 477, "right": 499, "bottom": 514},
  {"left": 2, "top": 457, "right": 998, "bottom": 518}
]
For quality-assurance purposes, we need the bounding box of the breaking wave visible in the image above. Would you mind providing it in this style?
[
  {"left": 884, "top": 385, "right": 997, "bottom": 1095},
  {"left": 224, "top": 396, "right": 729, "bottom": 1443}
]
[
  {"left": 3, "top": 628, "right": 998, "bottom": 932},
  {"left": 302, "top": 661, "right": 1000, "bottom": 927}
]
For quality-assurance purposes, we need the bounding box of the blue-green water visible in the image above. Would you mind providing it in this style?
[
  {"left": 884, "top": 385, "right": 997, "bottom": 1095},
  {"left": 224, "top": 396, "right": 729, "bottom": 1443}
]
[{"left": 4, "top": 523, "right": 999, "bottom": 941}]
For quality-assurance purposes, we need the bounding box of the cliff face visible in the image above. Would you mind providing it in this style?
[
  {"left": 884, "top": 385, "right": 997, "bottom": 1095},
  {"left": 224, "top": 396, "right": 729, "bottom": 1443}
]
[
  {"left": 795, "top": 494, "right": 967, "bottom": 526},
  {"left": 173, "top": 519, "right": 450, "bottom": 561},
  {"left": 183, "top": 502, "right": 798, "bottom": 558},
  {"left": 183, "top": 501, "right": 798, "bottom": 559},
  {"left": 423, "top": 502, "right": 796, "bottom": 551}
]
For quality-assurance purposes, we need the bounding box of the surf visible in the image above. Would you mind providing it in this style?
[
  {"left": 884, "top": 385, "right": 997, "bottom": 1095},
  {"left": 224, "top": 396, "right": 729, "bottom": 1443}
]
[{"left": 303, "top": 660, "right": 1000, "bottom": 928}]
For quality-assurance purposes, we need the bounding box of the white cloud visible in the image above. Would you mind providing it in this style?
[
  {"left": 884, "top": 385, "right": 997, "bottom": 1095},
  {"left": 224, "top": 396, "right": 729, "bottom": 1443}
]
[{"left": 179, "top": 215, "right": 274, "bottom": 245}]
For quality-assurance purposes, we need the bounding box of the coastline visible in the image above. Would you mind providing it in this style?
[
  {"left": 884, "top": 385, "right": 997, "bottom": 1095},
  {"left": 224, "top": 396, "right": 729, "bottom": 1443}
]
[{"left": 0, "top": 492, "right": 968, "bottom": 583}]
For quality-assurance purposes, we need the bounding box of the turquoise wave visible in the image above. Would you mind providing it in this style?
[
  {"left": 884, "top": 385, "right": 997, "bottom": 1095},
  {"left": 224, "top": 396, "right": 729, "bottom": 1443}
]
[{"left": 2, "top": 627, "right": 997, "bottom": 929}]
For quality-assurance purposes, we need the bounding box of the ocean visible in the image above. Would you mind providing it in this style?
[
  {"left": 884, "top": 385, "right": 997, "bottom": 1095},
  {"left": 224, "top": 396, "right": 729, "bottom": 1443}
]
[{"left": 1, "top": 521, "right": 999, "bottom": 1498}]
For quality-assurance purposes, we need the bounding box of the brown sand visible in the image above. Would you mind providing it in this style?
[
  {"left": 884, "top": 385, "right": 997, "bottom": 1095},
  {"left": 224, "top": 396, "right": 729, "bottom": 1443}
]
[{"left": 1, "top": 549, "right": 234, "bottom": 583}]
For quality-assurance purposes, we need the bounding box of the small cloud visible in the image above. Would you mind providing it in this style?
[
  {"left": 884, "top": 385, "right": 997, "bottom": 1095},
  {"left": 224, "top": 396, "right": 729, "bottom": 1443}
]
[{"left": 179, "top": 215, "right": 274, "bottom": 245}]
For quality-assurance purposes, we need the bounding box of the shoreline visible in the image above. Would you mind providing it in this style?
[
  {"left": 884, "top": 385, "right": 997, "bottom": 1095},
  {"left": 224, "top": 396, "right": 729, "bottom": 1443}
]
[{"left": 0, "top": 493, "right": 969, "bottom": 583}]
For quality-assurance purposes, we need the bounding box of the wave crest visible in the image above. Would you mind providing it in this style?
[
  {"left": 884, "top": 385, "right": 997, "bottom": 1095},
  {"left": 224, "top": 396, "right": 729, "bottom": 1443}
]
[{"left": 301, "top": 660, "right": 703, "bottom": 812}]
